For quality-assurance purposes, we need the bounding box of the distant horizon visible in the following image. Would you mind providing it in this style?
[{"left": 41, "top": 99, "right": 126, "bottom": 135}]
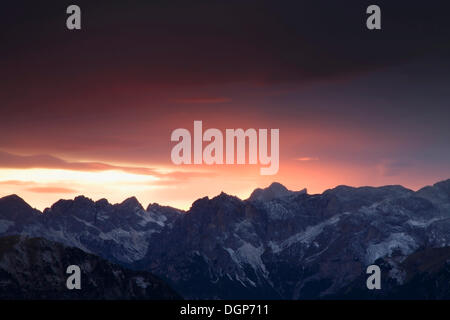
[{"left": 2, "top": 177, "right": 449, "bottom": 212}]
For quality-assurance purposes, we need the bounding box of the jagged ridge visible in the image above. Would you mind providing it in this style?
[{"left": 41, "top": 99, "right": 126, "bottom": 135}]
[{"left": 1, "top": 179, "right": 450, "bottom": 299}]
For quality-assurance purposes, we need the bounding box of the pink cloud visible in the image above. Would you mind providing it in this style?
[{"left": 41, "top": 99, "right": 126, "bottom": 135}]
[
  {"left": 0, "top": 150, "right": 211, "bottom": 184},
  {"left": 295, "top": 157, "right": 319, "bottom": 161},
  {"left": 26, "top": 187, "right": 78, "bottom": 194}
]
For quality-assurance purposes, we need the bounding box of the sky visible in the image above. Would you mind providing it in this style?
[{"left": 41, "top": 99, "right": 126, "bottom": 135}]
[{"left": 1, "top": 0, "right": 449, "bottom": 210}]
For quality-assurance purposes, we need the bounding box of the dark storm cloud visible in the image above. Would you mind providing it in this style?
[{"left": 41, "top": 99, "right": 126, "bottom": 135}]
[
  {"left": 0, "top": 0, "right": 449, "bottom": 170},
  {"left": 1, "top": 0, "right": 449, "bottom": 94}
]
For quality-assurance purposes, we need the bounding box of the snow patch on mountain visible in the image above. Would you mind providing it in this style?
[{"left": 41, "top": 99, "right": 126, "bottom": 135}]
[
  {"left": 98, "top": 229, "right": 150, "bottom": 262},
  {"left": 234, "top": 273, "right": 256, "bottom": 287},
  {"left": 20, "top": 225, "right": 94, "bottom": 255},
  {"left": 270, "top": 213, "right": 349, "bottom": 253},
  {"left": 72, "top": 216, "right": 99, "bottom": 230},
  {"left": 406, "top": 218, "right": 441, "bottom": 228},
  {"left": 263, "top": 202, "right": 293, "bottom": 220},
  {"left": 365, "top": 232, "right": 419, "bottom": 264},
  {"left": 225, "top": 242, "right": 268, "bottom": 279},
  {"left": 139, "top": 210, "right": 167, "bottom": 227}
]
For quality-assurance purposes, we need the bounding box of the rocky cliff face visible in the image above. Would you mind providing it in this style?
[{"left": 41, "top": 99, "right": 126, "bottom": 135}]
[
  {"left": 1, "top": 179, "right": 450, "bottom": 299},
  {"left": 0, "top": 235, "right": 180, "bottom": 300},
  {"left": 0, "top": 194, "right": 182, "bottom": 265}
]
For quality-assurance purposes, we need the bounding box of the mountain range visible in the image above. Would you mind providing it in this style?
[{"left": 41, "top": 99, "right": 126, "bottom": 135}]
[{"left": 1, "top": 179, "right": 450, "bottom": 299}]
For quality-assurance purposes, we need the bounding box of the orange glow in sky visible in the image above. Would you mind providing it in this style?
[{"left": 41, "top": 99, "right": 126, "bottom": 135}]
[{"left": 0, "top": 154, "right": 444, "bottom": 211}]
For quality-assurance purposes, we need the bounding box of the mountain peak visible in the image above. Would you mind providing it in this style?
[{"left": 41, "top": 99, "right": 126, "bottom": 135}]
[
  {"left": 0, "top": 194, "right": 37, "bottom": 221},
  {"left": 248, "top": 182, "right": 305, "bottom": 202},
  {"left": 0, "top": 194, "right": 26, "bottom": 203},
  {"left": 119, "top": 196, "right": 144, "bottom": 210},
  {"left": 95, "top": 198, "right": 110, "bottom": 207},
  {"left": 269, "top": 182, "right": 289, "bottom": 191},
  {"left": 216, "top": 191, "right": 232, "bottom": 199},
  {"left": 0, "top": 194, "right": 33, "bottom": 210},
  {"left": 74, "top": 195, "right": 91, "bottom": 201},
  {"left": 146, "top": 202, "right": 164, "bottom": 211},
  {"left": 433, "top": 179, "right": 450, "bottom": 191},
  {"left": 416, "top": 178, "right": 450, "bottom": 204}
]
